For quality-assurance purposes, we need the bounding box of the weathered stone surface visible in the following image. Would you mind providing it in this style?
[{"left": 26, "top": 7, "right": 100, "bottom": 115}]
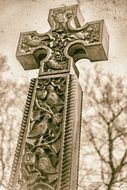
[
  {"left": 9, "top": 4, "right": 109, "bottom": 190},
  {"left": 16, "top": 5, "right": 109, "bottom": 71}
]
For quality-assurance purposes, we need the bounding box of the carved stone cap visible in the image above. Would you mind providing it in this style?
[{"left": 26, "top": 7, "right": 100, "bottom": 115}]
[{"left": 48, "top": 4, "right": 84, "bottom": 31}]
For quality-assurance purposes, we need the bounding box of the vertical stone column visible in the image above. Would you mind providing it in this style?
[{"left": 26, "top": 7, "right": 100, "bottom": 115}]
[{"left": 9, "top": 72, "right": 82, "bottom": 190}]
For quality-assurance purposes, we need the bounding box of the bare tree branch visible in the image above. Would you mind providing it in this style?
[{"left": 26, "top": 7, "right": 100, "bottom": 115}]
[{"left": 79, "top": 66, "right": 127, "bottom": 190}]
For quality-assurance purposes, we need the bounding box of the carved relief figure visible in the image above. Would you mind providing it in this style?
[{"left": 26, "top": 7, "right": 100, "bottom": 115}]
[
  {"left": 18, "top": 77, "right": 66, "bottom": 190},
  {"left": 43, "top": 56, "right": 68, "bottom": 72}
]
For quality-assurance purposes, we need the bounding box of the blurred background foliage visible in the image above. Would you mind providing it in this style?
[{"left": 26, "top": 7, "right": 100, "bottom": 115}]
[
  {"left": 0, "top": 55, "right": 29, "bottom": 189},
  {"left": 79, "top": 65, "right": 127, "bottom": 190}
]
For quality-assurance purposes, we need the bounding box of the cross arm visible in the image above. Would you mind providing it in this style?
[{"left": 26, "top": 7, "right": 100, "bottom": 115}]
[{"left": 66, "top": 20, "right": 109, "bottom": 62}]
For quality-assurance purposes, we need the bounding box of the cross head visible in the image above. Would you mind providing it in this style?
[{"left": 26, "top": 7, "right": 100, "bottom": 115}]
[{"left": 16, "top": 5, "right": 109, "bottom": 75}]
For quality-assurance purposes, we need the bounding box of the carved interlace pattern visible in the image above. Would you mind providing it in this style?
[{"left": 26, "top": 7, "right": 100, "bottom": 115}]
[{"left": 18, "top": 77, "right": 67, "bottom": 190}]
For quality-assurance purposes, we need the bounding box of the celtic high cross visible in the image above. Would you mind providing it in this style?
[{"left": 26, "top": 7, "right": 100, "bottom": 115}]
[{"left": 9, "top": 5, "right": 109, "bottom": 190}]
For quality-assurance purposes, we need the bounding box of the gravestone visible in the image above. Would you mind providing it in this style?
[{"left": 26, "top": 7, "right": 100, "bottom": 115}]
[{"left": 8, "top": 4, "right": 109, "bottom": 190}]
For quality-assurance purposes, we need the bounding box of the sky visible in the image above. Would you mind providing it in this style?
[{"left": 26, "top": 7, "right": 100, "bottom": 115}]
[{"left": 0, "top": 0, "right": 127, "bottom": 80}]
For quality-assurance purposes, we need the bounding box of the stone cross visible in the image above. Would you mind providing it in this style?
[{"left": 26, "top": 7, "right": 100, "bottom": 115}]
[{"left": 8, "top": 5, "right": 109, "bottom": 190}]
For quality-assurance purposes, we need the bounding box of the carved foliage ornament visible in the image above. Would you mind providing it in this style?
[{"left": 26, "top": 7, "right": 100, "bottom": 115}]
[
  {"left": 48, "top": 6, "right": 76, "bottom": 31},
  {"left": 20, "top": 23, "right": 100, "bottom": 53},
  {"left": 17, "top": 5, "right": 103, "bottom": 72},
  {"left": 18, "top": 76, "right": 67, "bottom": 190}
]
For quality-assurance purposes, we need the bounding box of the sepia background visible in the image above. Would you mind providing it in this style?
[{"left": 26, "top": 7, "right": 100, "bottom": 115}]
[
  {"left": 0, "top": 0, "right": 127, "bottom": 189},
  {"left": 0, "top": 0, "right": 127, "bottom": 78}
]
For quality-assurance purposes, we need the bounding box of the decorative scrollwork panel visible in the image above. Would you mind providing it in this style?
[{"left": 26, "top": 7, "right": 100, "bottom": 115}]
[{"left": 16, "top": 75, "right": 69, "bottom": 190}]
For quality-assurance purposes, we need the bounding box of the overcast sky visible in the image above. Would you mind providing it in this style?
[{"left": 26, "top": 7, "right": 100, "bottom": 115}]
[{"left": 0, "top": 0, "right": 127, "bottom": 80}]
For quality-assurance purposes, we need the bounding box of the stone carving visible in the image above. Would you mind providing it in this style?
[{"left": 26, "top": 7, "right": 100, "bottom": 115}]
[
  {"left": 49, "top": 8, "right": 75, "bottom": 32},
  {"left": 67, "top": 23, "right": 100, "bottom": 43},
  {"left": 9, "top": 4, "right": 109, "bottom": 190},
  {"left": 43, "top": 55, "right": 68, "bottom": 72},
  {"left": 18, "top": 77, "right": 66, "bottom": 190},
  {"left": 20, "top": 32, "right": 52, "bottom": 53},
  {"left": 19, "top": 22, "right": 101, "bottom": 73},
  {"left": 8, "top": 79, "right": 36, "bottom": 190},
  {"left": 60, "top": 75, "right": 82, "bottom": 190},
  {"left": 20, "top": 23, "right": 100, "bottom": 53},
  {"left": 16, "top": 5, "right": 108, "bottom": 71}
]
